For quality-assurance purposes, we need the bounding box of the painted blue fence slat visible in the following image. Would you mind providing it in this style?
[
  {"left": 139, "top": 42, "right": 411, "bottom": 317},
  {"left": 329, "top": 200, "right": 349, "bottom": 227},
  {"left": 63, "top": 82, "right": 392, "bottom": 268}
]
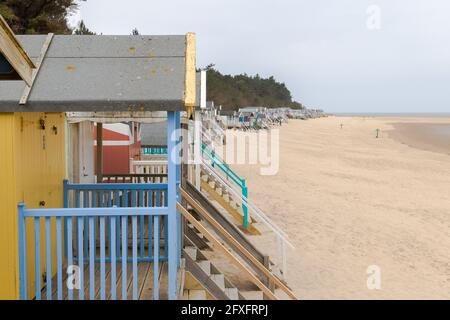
[
  {"left": 75, "top": 191, "right": 80, "bottom": 262},
  {"left": 18, "top": 204, "right": 27, "bottom": 300},
  {"left": 153, "top": 215, "right": 160, "bottom": 300},
  {"left": 139, "top": 190, "right": 144, "bottom": 258},
  {"left": 63, "top": 181, "right": 69, "bottom": 258},
  {"left": 121, "top": 216, "right": 127, "bottom": 300},
  {"left": 110, "top": 216, "right": 117, "bottom": 300},
  {"left": 99, "top": 216, "right": 106, "bottom": 300},
  {"left": 149, "top": 190, "right": 153, "bottom": 207},
  {"left": 164, "top": 215, "right": 168, "bottom": 260},
  {"left": 89, "top": 216, "right": 95, "bottom": 300},
  {"left": 132, "top": 216, "right": 138, "bottom": 300},
  {"left": 115, "top": 191, "right": 120, "bottom": 258},
  {"left": 45, "top": 217, "right": 52, "bottom": 300},
  {"left": 77, "top": 217, "right": 84, "bottom": 300},
  {"left": 56, "top": 217, "right": 63, "bottom": 300},
  {"left": 148, "top": 215, "right": 153, "bottom": 259},
  {"left": 67, "top": 217, "right": 73, "bottom": 300},
  {"left": 92, "top": 192, "right": 97, "bottom": 255},
  {"left": 34, "top": 217, "right": 41, "bottom": 300},
  {"left": 156, "top": 190, "right": 161, "bottom": 207}
]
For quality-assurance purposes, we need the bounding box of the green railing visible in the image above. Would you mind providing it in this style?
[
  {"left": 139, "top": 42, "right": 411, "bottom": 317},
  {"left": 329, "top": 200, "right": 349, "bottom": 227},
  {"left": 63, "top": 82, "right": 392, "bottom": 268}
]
[
  {"left": 142, "top": 147, "right": 168, "bottom": 155},
  {"left": 201, "top": 143, "right": 249, "bottom": 229}
]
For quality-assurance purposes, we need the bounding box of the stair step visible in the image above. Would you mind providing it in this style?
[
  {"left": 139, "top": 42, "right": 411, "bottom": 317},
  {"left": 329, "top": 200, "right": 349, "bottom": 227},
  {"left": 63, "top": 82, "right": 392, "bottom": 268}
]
[
  {"left": 184, "top": 289, "right": 207, "bottom": 300},
  {"left": 240, "top": 290, "right": 264, "bottom": 300},
  {"left": 184, "top": 246, "right": 197, "bottom": 261},
  {"left": 222, "top": 194, "right": 230, "bottom": 202},
  {"left": 201, "top": 175, "right": 209, "bottom": 182},
  {"left": 225, "top": 288, "right": 239, "bottom": 300},
  {"left": 197, "top": 260, "right": 211, "bottom": 276},
  {"left": 196, "top": 232, "right": 206, "bottom": 239},
  {"left": 210, "top": 274, "right": 226, "bottom": 290}
]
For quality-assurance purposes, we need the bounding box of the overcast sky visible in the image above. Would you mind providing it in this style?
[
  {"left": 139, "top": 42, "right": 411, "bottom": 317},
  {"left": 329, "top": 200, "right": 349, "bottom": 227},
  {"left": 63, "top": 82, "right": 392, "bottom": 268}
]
[{"left": 72, "top": 0, "right": 450, "bottom": 113}]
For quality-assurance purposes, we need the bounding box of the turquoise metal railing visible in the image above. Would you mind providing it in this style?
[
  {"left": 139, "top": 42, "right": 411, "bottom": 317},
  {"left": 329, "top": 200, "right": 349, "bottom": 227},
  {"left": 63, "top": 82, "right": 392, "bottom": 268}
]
[
  {"left": 142, "top": 147, "right": 168, "bottom": 155},
  {"left": 201, "top": 143, "right": 249, "bottom": 229},
  {"left": 18, "top": 204, "right": 170, "bottom": 300}
]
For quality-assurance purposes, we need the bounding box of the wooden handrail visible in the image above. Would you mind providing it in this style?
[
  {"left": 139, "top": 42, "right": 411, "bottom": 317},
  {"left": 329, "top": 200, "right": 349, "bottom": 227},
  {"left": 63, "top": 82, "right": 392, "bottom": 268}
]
[
  {"left": 180, "top": 188, "right": 298, "bottom": 300},
  {"left": 176, "top": 202, "right": 277, "bottom": 300}
]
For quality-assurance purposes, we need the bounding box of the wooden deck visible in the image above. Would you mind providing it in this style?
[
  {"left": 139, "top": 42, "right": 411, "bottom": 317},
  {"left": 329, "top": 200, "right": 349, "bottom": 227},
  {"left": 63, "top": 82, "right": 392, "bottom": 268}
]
[{"left": 41, "top": 261, "right": 169, "bottom": 300}]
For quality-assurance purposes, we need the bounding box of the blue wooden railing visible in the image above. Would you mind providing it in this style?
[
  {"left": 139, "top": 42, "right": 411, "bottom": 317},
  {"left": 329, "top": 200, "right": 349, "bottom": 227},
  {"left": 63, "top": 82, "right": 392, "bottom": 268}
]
[
  {"left": 201, "top": 143, "right": 249, "bottom": 229},
  {"left": 63, "top": 180, "right": 170, "bottom": 263},
  {"left": 18, "top": 204, "right": 169, "bottom": 301}
]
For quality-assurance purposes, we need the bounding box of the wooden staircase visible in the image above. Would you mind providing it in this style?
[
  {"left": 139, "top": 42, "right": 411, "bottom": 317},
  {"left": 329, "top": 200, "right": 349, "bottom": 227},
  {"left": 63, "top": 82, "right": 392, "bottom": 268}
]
[
  {"left": 178, "top": 183, "right": 298, "bottom": 300},
  {"left": 182, "top": 238, "right": 244, "bottom": 300}
]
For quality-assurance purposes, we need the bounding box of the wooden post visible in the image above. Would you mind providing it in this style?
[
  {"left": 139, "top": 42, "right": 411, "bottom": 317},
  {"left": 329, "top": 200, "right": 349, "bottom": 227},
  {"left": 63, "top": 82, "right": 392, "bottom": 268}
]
[
  {"left": 181, "top": 121, "right": 189, "bottom": 266},
  {"left": 167, "top": 111, "right": 178, "bottom": 300},
  {"left": 96, "top": 122, "right": 103, "bottom": 183},
  {"left": 194, "top": 110, "right": 201, "bottom": 189}
]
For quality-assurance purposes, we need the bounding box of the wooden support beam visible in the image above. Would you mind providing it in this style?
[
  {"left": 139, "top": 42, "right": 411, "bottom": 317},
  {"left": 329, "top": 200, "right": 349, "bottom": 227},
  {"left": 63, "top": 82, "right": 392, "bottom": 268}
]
[
  {"left": 184, "top": 32, "right": 196, "bottom": 118},
  {"left": 19, "top": 33, "right": 53, "bottom": 104},
  {"left": 0, "top": 15, "right": 35, "bottom": 85},
  {"left": 96, "top": 123, "right": 103, "bottom": 183}
]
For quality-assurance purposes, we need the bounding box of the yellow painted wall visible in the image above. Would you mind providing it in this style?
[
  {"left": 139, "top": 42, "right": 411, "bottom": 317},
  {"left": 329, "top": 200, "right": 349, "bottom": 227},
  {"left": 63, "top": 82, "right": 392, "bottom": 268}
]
[
  {"left": 0, "top": 114, "right": 18, "bottom": 299},
  {"left": 0, "top": 112, "right": 66, "bottom": 299}
]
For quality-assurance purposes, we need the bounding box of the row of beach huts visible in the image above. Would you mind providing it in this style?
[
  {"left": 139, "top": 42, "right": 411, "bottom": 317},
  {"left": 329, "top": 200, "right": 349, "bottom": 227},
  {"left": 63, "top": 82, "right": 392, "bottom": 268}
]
[{"left": 203, "top": 103, "right": 326, "bottom": 131}]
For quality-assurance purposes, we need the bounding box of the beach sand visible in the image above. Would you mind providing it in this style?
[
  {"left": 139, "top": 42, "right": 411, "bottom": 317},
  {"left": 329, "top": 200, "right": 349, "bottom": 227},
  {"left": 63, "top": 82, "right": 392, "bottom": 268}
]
[{"left": 226, "top": 116, "right": 450, "bottom": 299}]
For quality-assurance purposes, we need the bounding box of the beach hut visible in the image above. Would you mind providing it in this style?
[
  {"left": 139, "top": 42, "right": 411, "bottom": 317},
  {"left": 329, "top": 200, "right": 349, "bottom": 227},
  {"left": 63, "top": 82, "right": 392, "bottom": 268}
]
[
  {"left": 140, "top": 121, "right": 168, "bottom": 157},
  {"left": 1, "top": 18, "right": 298, "bottom": 301},
  {"left": 0, "top": 24, "right": 196, "bottom": 300},
  {"left": 94, "top": 122, "right": 142, "bottom": 175}
]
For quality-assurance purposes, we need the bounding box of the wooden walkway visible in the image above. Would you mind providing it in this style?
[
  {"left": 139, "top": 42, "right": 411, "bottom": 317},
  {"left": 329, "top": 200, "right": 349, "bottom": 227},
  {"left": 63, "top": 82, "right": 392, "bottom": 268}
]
[{"left": 41, "top": 261, "right": 168, "bottom": 300}]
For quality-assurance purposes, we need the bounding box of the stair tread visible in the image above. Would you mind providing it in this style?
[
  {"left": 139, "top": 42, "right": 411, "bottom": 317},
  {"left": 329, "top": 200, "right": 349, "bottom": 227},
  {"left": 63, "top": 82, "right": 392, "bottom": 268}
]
[
  {"left": 240, "top": 290, "right": 264, "bottom": 300},
  {"left": 224, "top": 287, "right": 239, "bottom": 300}
]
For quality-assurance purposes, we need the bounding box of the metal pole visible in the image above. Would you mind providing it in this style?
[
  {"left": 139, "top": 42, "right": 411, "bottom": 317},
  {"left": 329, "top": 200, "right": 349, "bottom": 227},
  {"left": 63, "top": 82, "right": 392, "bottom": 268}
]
[{"left": 242, "top": 180, "right": 249, "bottom": 229}]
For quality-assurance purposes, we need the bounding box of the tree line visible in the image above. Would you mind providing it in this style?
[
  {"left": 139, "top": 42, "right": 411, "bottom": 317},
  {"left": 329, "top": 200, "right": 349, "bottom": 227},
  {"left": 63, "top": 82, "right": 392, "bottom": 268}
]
[{"left": 204, "top": 64, "right": 303, "bottom": 111}]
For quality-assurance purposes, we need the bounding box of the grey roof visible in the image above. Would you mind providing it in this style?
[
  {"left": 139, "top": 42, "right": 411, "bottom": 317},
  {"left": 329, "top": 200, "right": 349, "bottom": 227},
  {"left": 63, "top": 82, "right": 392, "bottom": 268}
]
[
  {"left": 140, "top": 121, "right": 167, "bottom": 146},
  {"left": 0, "top": 35, "right": 188, "bottom": 112}
]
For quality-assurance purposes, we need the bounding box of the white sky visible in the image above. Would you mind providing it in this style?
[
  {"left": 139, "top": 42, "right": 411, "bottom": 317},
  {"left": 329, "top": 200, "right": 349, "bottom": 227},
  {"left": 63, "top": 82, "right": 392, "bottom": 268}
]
[{"left": 72, "top": 0, "right": 450, "bottom": 113}]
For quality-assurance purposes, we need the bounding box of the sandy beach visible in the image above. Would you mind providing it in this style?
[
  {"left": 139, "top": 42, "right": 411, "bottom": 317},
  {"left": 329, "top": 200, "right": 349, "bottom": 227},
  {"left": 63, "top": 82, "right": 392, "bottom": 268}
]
[{"left": 229, "top": 116, "right": 450, "bottom": 299}]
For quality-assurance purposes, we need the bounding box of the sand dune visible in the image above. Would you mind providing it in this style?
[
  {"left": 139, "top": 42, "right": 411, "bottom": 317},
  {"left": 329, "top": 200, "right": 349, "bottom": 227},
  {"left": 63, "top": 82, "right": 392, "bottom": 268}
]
[{"left": 231, "top": 116, "right": 450, "bottom": 299}]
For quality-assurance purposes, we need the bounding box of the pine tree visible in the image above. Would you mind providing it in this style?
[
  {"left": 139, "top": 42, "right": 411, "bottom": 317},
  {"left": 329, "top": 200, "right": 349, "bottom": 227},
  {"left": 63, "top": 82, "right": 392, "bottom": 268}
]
[
  {"left": 0, "top": 0, "right": 85, "bottom": 34},
  {"left": 73, "top": 19, "right": 95, "bottom": 35},
  {"left": 205, "top": 65, "right": 303, "bottom": 111}
]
